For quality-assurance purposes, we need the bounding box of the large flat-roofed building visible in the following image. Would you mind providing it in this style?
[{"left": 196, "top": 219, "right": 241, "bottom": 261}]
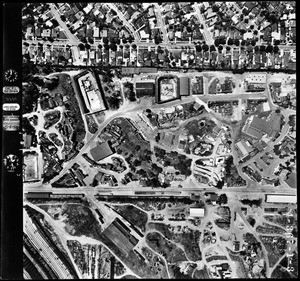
[
  {"left": 189, "top": 208, "right": 205, "bottom": 217},
  {"left": 242, "top": 116, "right": 272, "bottom": 139},
  {"left": 90, "top": 142, "right": 114, "bottom": 162},
  {"left": 243, "top": 112, "right": 282, "bottom": 140},
  {"left": 265, "top": 194, "right": 297, "bottom": 204},
  {"left": 285, "top": 172, "right": 296, "bottom": 189},
  {"left": 235, "top": 139, "right": 253, "bottom": 157},
  {"left": 102, "top": 218, "right": 138, "bottom": 256},
  {"left": 156, "top": 75, "right": 180, "bottom": 103},
  {"left": 76, "top": 71, "right": 106, "bottom": 113},
  {"left": 179, "top": 77, "right": 190, "bottom": 96},
  {"left": 245, "top": 74, "right": 267, "bottom": 84},
  {"left": 135, "top": 82, "right": 155, "bottom": 98}
]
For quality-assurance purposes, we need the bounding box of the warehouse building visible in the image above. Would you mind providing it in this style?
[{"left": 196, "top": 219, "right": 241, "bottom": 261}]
[
  {"left": 179, "top": 77, "right": 190, "bottom": 96},
  {"left": 135, "top": 82, "right": 155, "bottom": 98},
  {"left": 265, "top": 194, "right": 297, "bottom": 204},
  {"left": 101, "top": 218, "right": 138, "bottom": 256},
  {"left": 189, "top": 208, "right": 205, "bottom": 218},
  {"left": 90, "top": 142, "right": 114, "bottom": 162}
]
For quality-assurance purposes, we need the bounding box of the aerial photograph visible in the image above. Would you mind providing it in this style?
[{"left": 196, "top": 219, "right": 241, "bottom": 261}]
[{"left": 21, "top": 2, "right": 297, "bottom": 279}]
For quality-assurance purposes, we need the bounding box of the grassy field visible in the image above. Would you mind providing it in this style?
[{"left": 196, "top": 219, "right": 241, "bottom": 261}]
[{"left": 146, "top": 231, "right": 188, "bottom": 264}]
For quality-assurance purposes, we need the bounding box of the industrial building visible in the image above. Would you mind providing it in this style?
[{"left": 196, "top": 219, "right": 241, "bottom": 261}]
[
  {"left": 75, "top": 71, "right": 107, "bottom": 114},
  {"left": 242, "top": 113, "right": 282, "bottom": 140},
  {"left": 265, "top": 194, "right": 297, "bottom": 204},
  {"left": 179, "top": 77, "right": 190, "bottom": 96},
  {"left": 90, "top": 142, "right": 114, "bottom": 162},
  {"left": 135, "top": 82, "right": 155, "bottom": 98},
  {"left": 189, "top": 208, "right": 205, "bottom": 217},
  {"left": 101, "top": 218, "right": 138, "bottom": 256}
]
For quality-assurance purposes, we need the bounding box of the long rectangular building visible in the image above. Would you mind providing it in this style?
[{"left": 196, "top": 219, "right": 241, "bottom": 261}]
[{"left": 265, "top": 194, "right": 297, "bottom": 204}]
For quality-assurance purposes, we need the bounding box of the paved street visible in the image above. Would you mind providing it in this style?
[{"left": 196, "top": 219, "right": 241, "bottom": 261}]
[{"left": 193, "top": 3, "right": 214, "bottom": 45}]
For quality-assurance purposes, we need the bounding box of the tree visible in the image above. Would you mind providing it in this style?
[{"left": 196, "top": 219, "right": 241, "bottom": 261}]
[
  {"left": 202, "top": 44, "right": 209, "bottom": 52},
  {"left": 274, "top": 39, "right": 280, "bottom": 45},
  {"left": 273, "top": 45, "right": 279, "bottom": 53},
  {"left": 251, "top": 40, "right": 256, "bottom": 46},
  {"left": 88, "top": 37, "right": 94, "bottom": 44},
  {"left": 267, "top": 13, "right": 278, "bottom": 23},
  {"left": 98, "top": 44, "right": 102, "bottom": 49},
  {"left": 128, "top": 36, "right": 134, "bottom": 43},
  {"left": 226, "top": 46, "right": 231, "bottom": 51},
  {"left": 214, "top": 38, "right": 220, "bottom": 47},
  {"left": 132, "top": 44, "right": 137, "bottom": 49},
  {"left": 51, "top": 19, "right": 59, "bottom": 27},
  {"left": 85, "top": 43, "right": 91, "bottom": 50},
  {"left": 195, "top": 44, "right": 202, "bottom": 52},
  {"left": 81, "top": 37, "right": 87, "bottom": 44},
  {"left": 234, "top": 39, "right": 240, "bottom": 46},
  {"left": 212, "top": 4, "right": 219, "bottom": 13},
  {"left": 253, "top": 30, "right": 258, "bottom": 35},
  {"left": 254, "top": 46, "right": 260, "bottom": 52},
  {"left": 218, "top": 45, "right": 223, "bottom": 52},
  {"left": 60, "top": 15, "right": 66, "bottom": 21},
  {"left": 242, "top": 8, "right": 249, "bottom": 15},
  {"left": 78, "top": 43, "right": 85, "bottom": 51},
  {"left": 227, "top": 38, "right": 233, "bottom": 45},
  {"left": 260, "top": 45, "right": 266, "bottom": 52},
  {"left": 210, "top": 45, "right": 216, "bottom": 52},
  {"left": 103, "top": 37, "right": 109, "bottom": 44},
  {"left": 216, "top": 194, "right": 228, "bottom": 205},
  {"left": 110, "top": 44, "right": 117, "bottom": 52}
]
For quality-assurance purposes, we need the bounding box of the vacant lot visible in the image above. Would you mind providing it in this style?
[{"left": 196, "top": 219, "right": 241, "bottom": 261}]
[
  {"left": 39, "top": 203, "right": 102, "bottom": 240},
  {"left": 146, "top": 231, "right": 188, "bottom": 264},
  {"left": 148, "top": 222, "right": 202, "bottom": 261},
  {"left": 112, "top": 204, "right": 148, "bottom": 233}
]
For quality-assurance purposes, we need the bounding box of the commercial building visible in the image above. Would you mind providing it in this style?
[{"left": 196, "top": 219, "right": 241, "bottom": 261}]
[
  {"left": 242, "top": 115, "right": 271, "bottom": 139},
  {"left": 75, "top": 71, "right": 107, "bottom": 114},
  {"left": 135, "top": 82, "right": 155, "bottom": 98},
  {"left": 90, "top": 142, "right": 114, "bottom": 162},
  {"left": 235, "top": 139, "right": 253, "bottom": 157},
  {"left": 285, "top": 172, "right": 296, "bottom": 189},
  {"left": 155, "top": 75, "right": 180, "bottom": 103},
  {"left": 265, "top": 194, "right": 297, "bottom": 204},
  {"left": 179, "top": 77, "right": 190, "bottom": 96},
  {"left": 189, "top": 208, "right": 205, "bottom": 218},
  {"left": 242, "top": 112, "right": 282, "bottom": 140},
  {"left": 245, "top": 74, "right": 267, "bottom": 84}
]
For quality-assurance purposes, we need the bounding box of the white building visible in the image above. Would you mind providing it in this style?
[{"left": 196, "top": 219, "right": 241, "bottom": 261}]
[
  {"left": 265, "top": 195, "right": 297, "bottom": 204},
  {"left": 189, "top": 208, "right": 205, "bottom": 218}
]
